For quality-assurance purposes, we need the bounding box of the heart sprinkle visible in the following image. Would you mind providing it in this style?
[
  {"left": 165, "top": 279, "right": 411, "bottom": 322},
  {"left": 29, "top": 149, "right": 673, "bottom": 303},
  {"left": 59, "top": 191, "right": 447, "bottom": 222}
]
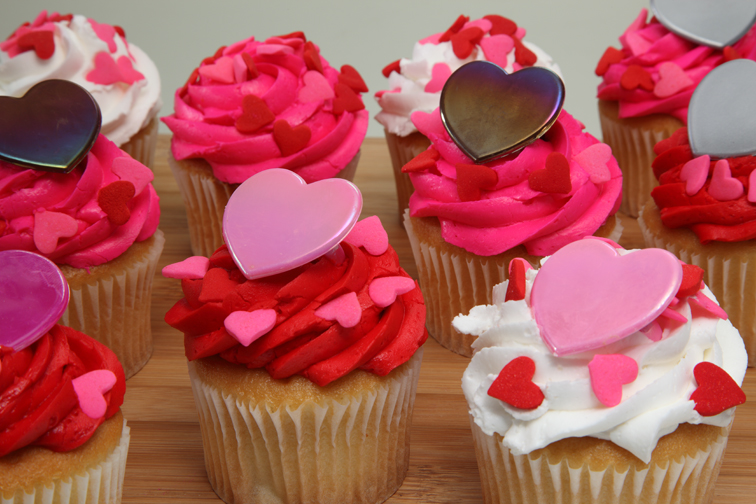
[
  {"left": 690, "top": 362, "right": 745, "bottom": 416},
  {"left": 72, "top": 369, "right": 117, "bottom": 419},
  {"left": 528, "top": 152, "right": 572, "bottom": 194},
  {"left": 315, "top": 292, "right": 362, "bottom": 328},
  {"left": 98, "top": 180, "right": 136, "bottom": 226},
  {"left": 111, "top": 156, "right": 153, "bottom": 195},
  {"left": 451, "top": 27, "right": 484, "bottom": 59},
  {"left": 162, "top": 256, "right": 211, "bottom": 280},
  {"left": 677, "top": 263, "right": 705, "bottom": 298},
  {"left": 424, "top": 63, "right": 452, "bottom": 93},
  {"left": 17, "top": 30, "right": 55, "bottom": 60},
  {"left": 369, "top": 276, "right": 416, "bottom": 308},
  {"left": 487, "top": 356, "right": 544, "bottom": 410},
  {"left": 235, "top": 95, "right": 275, "bottom": 134},
  {"left": 33, "top": 210, "right": 78, "bottom": 254},
  {"left": 620, "top": 65, "right": 654, "bottom": 92},
  {"left": 505, "top": 258, "right": 531, "bottom": 302},
  {"left": 402, "top": 148, "right": 440, "bottom": 173},
  {"left": 241, "top": 52, "right": 260, "bottom": 79},
  {"left": 456, "top": 163, "right": 498, "bottom": 201},
  {"left": 273, "top": 120, "right": 311, "bottom": 157},
  {"left": 224, "top": 309, "right": 277, "bottom": 347},
  {"left": 654, "top": 62, "right": 693, "bottom": 98},
  {"left": 382, "top": 59, "right": 401, "bottom": 78},
  {"left": 679, "top": 155, "right": 710, "bottom": 196},
  {"left": 343, "top": 216, "right": 389, "bottom": 256},
  {"left": 595, "top": 46, "right": 623, "bottom": 76},
  {"left": 303, "top": 41, "right": 324, "bottom": 74},
  {"left": 588, "top": 354, "right": 638, "bottom": 407},
  {"left": 332, "top": 83, "right": 365, "bottom": 114},
  {"left": 708, "top": 159, "right": 744, "bottom": 201},
  {"left": 338, "top": 65, "right": 368, "bottom": 93},
  {"left": 573, "top": 144, "right": 612, "bottom": 184},
  {"left": 690, "top": 292, "right": 728, "bottom": 320}
]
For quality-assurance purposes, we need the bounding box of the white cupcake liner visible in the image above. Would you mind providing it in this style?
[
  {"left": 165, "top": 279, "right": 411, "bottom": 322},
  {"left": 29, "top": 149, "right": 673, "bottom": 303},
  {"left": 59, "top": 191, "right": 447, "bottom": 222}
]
[
  {"left": 187, "top": 349, "right": 423, "bottom": 504},
  {"left": 1, "top": 421, "right": 130, "bottom": 504},
  {"left": 119, "top": 115, "right": 159, "bottom": 169}
]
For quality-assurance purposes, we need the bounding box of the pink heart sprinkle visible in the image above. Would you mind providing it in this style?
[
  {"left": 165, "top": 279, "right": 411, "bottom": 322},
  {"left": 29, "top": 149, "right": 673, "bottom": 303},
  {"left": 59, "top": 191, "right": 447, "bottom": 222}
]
[
  {"left": 299, "top": 70, "right": 335, "bottom": 103},
  {"left": 626, "top": 31, "right": 652, "bottom": 56},
  {"left": 112, "top": 156, "right": 154, "bottom": 195},
  {"left": 424, "top": 63, "right": 452, "bottom": 93},
  {"left": 115, "top": 56, "right": 145, "bottom": 85},
  {"left": 224, "top": 309, "right": 277, "bottom": 346},
  {"left": 162, "top": 256, "right": 210, "bottom": 279},
  {"left": 653, "top": 62, "right": 693, "bottom": 98},
  {"left": 343, "top": 215, "right": 388, "bottom": 256},
  {"left": 368, "top": 276, "right": 416, "bottom": 308},
  {"left": 72, "top": 369, "right": 117, "bottom": 419},
  {"left": 88, "top": 18, "right": 117, "bottom": 53},
  {"left": 708, "top": 159, "right": 743, "bottom": 201},
  {"left": 573, "top": 143, "right": 612, "bottom": 184},
  {"left": 232, "top": 53, "right": 248, "bottom": 83},
  {"left": 33, "top": 210, "right": 78, "bottom": 254},
  {"left": 256, "top": 44, "right": 294, "bottom": 56},
  {"left": 680, "top": 155, "right": 710, "bottom": 196},
  {"left": 588, "top": 354, "right": 638, "bottom": 407},
  {"left": 199, "top": 56, "right": 235, "bottom": 84},
  {"left": 640, "top": 321, "right": 663, "bottom": 342},
  {"left": 479, "top": 35, "right": 514, "bottom": 69},
  {"left": 660, "top": 307, "right": 687, "bottom": 323},
  {"left": 748, "top": 170, "right": 756, "bottom": 203},
  {"left": 315, "top": 292, "right": 362, "bottom": 328},
  {"left": 86, "top": 52, "right": 124, "bottom": 85},
  {"left": 690, "top": 292, "right": 728, "bottom": 320}
]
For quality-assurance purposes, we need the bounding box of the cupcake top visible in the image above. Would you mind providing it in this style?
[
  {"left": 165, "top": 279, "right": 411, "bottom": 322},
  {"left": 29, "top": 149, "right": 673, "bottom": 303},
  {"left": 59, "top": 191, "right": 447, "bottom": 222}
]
[
  {"left": 405, "top": 108, "right": 622, "bottom": 256},
  {"left": 456, "top": 238, "right": 747, "bottom": 464},
  {"left": 596, "top": 8, "right": 756, "bottom": 123},
  {"left": 375, "top": 14, "right": 561, "bottom": 137},
  {"left": 162, "top": 33, "right": 369, "bottom": 184},
  {"left": 0, "top": 10, "right": 162, "bottom": 146}
]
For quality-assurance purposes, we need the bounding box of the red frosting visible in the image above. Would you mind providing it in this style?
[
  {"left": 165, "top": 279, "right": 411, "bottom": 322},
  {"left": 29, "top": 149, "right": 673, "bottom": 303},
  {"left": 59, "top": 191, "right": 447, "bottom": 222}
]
[
  {"left": 166, "top": 242, "right": 427, "bottom": 387},
  {"left": 0, "top": 324, "right": 125, "bottom": 457}
]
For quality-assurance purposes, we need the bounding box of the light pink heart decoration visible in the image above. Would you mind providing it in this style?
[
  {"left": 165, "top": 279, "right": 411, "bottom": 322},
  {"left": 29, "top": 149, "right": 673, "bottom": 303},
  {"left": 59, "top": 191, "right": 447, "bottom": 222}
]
[
  {"left": 748, "top": 170, "right": 756, "bottom": 202},
  {"left": 115, "top": 56, "right": 145, "bottom": 85},
  {"left": 653, "top": 62, "right": 693, "bottom": 98},
  {"left": 680, "top": 155, "right": 710, "bottom": 195},
  {"left": 72, "top": 369, "right": 117, "bottom": 419},
  {"left": 224, "top": 309, "right": 277, "bottom": 346},
  {"left": 198, "top": 56, "right": 235, "bottom": 84},
  {"left": 112, "top": 156, "right": 154, "bottom": 194},
  {"left": 315, "top": 292, "right": 362, "bottom": 328},
  {"left": 424, "top": 63, "right": 452, "bottom": 93},
  {"left": 223, "top": 169, "right": 362, "bottom": 280},
  {"left": 86, "top": 52, "right": 124, "bottom": 85},
  {"left": 299, "top": 70, "right": 335, "bottom": 103},
  {"left": 531, "top": 239, "right": 682, "bottom": 356},
  {"left": 640, "top": 321, "right": 663, "bottom": 342},
  {"left": 574, "top": 143, "right": 612, "bottom": 184},
  {"left": 343, "top": 215, "right": 388, "bottom": 256},
  {"left": 257, "top": 44, "right": 294, "bottom": 56},
  {"left": 588, "top": 354, "right": 638, "bottom": 407},
  {"left": 88, "top": 19, "right": 117, "bottom": 52},
  {"left": 369, "top": 276, "right": 416, "bottom": 308},
  {"left": 33, "top": 210, "right": 78, "bottom": 254},
  {"left": 708, "top": 159, "right": 744, "bottom": 201},
  {"left": 690, "top": 292, "right": 728, "bottom": 319},
  {"left": 660, "top": 307, "right": 687, "bottom": 323},
  {"left": 162, "top": 256, "right": 210, "bottom": 280},
  {"left": 479, "top": 35, "right": 514, "bottom": 69}
]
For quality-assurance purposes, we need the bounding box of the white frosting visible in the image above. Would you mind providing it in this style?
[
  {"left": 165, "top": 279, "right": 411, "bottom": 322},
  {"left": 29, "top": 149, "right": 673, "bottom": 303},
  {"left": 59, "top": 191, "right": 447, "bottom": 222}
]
[
  {"left": 457, "top": 250, "right": 748, "bottom": 464},
  {"left": 0, "top": 14, "right": 161, "bottom": 146}
]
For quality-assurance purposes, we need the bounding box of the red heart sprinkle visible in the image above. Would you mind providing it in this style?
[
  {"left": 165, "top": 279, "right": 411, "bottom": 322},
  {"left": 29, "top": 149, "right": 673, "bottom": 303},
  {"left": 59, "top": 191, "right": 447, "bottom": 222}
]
[
  {"left": 235, "top": 95, "right": 275, "bottom": 134},
  {"left": 513, "top": 37, "right": 537, "bottom": 67},
  {"left": 198, "top": 268, "right": 241, "bottom": 304},
  {"left": 456, "top": 163, "right": 498, "bottom": 202},
  {"left": 277, "top": 31, "right": 306, "bottom": 41},
  {"left": 690, "top": 361, "right": 746, "bottom": 416},
  {"left": 484, "top": 15, "right": 517, "bottom": 36},
  {"left": 505, "top": 258, "right": 530, "bottom": 302},
  {"left": 451, "top": 27, "right": 484, "bottom": 60},
  {"left": 332, "top": 83, "right": 365, "bottom": 114},
  {"left": 17, "top": 30, "right": 55, "bottom": 60},
  {"left": 273, "top": 120, "right": 311, "bottom": 157},
  {"left": 241, "top": 52, "right": 259, "bottom": 79},
  {"left": 402, "top": 148, "right": 440, "bottom": 173},
  {"left": 620, "top": 65, "right": 654, "bottom": 92},
  {"left": 338, "top": 65, "right": 368, "bottom": 93},
  {"left": 723, "top": 46, "right": 742, "bottom": 62},
  {"left": 653, "top": 127, "right": 689, "bottom": 155},
  {"left": 202, "top": 45, "right": 227, "bottom": 66},
  {"left": 114, "top": 25, "right": 126, "bottom": 38},
  {"left": 595, "top": 47, "right": 623, "bottom": 76},
  {"left": 677, "top": 263, "right": 704, "bottom": 299},
  {"left": 304, "top": 42, "right": 324, "bottom": 74},
  {"left": 528, "top": 152, "right": 572, "bottom": 194},
  {"left": 488, "top": 356, "right": 544, "bottom": 410},
  {"left": 438, "top": 15, "right": 470, "bottom": 42},
  {"left": 98, "top": 181, "right": 135, "bottom": 226},
  {"left": 382, "top": 59, "right": 401, "bottom": 78}
]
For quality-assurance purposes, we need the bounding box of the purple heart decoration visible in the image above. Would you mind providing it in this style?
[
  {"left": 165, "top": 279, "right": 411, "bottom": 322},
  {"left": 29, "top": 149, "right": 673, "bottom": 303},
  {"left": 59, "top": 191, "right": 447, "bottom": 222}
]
[
  {"left": 0, "top": 80, "right": 101, "bottom": 173},
  {"left": 651, "top": 0, "right": 756, "bottom": 49},
  {"left": 439, "top": 60, "right": 564, "bottom": 163},
  {"left": 222, "top": 169, "right": 362, "bottom": 280},
  {"left": 0, "top": 250, "right": 69, "bottom": 352}
]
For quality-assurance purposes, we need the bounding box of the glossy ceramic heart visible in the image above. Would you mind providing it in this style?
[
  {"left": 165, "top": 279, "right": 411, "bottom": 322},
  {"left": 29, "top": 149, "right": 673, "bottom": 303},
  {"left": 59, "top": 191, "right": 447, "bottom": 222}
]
[
  {"left": 531, "top": 239, "right": 682, "bottom": 356},
  {"left": 440, "top": 61, "right": 564, "bottom": 163},
  {"left": 0, "top": 80, "right": 101, "bottom": 173},
  {"left": 222, "top": 169, "right": 362, "bottom": 280},
  {"left": 688, "top": 59, "right": 756, "bottom": 157},
  {"left": 0, "top": 250, "right": 69, "bottom": 351},
  {"left": 651, "top": 0, "right": 756, "bottom": 49}
]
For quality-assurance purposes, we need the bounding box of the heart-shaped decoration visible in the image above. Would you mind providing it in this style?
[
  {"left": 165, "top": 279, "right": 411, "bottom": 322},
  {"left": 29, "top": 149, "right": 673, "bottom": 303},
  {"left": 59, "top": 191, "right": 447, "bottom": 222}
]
[
  {"left": 440, "top": 61, "right": 564, "bottom": 163},
  {"left": 198, "top": 56, "right": 235, "bottom": 84},
  {"left": 531, "top": 239, "right": 682, "bottom": 356},
  {"left": 224, "top": 309, "right": 277, "bottom": 347},
  {"left": 620, "top": 65, "right": 654, "bottom": 92},
  {"left": 574, "top": 143, "right": 612, "bottom": 184},
  {"left": 588, "top": 354, "right": 638, "bottom": 407},
  {"left": 487, "top": 356, "right": 544, "bottom": 410},
  {"left": 111, "top": 156, "right": 153, "bottom": 195},
  {"left": 33, "top": 210, "right": 78, "bottom": 254},
  {"left": 368, "top": 276, "right": 416, "bottom": 308},
  {"left": 338, "top": 65, "right": 368, "bottom": 93},
  {"left": 223, "top": 168, "right": 362, "bottom": 280},
  {"left": 690, "top": 361, "right": 746, "bottom": 416},
  {"left": 528, "top": 152, "right": 572, "bottom": 194},
  {"left": 0, "top": 250, "right": 69, "bottom": 352},
  {"left": 162, "top": 256, "right": 210, "bottom": 280},
  {"left": 505, "top": 257, "right": 532, "bottom": 302},
  {"left": 595, "top": 46, "right": 624, "bottom": 77},
  {"left": 680, "top": 155, "right": 710, "bottom": 195},
  {"left": 343, "top": 215, "right": 389, "bottom": 256},
  {"left": 298, "top": 70, "right": 335, "bottom": 103},
  {"left": 314, "top": 291, "right": 362, "bottom": 328},
  {"left": 332, "top": 82, "right": 365, "bottom": 114},
  {"left": 651, "top": 0, "right": 756, "bottom": 49},
  {"left": 273, "top": 120, "right": 311, "bottom": 157},
  {"left": 688, "top": 59, "right": 756, "bottom": 157},
  {"left": 402, "top": 148, "right": 440, "bottom": 173},
  {"left": 708, "top": 159, "right": 744, "bottom": 201},
  {"left": 98, "top": 180, "right": 136, "bottom": 225},
  {"left": 424, "top": 63, "right": 452, "bottom": 94},
  {"left": 72, "top": 369, "right": 117, "bottom": 419},
  {"left": 235, "top": 94, "right": 275, "bottom": 134},
  {"left": 456, "top": 163, "right": 498, "bottom": 201},
  {"left": 451, "top": 27, "right": 484, "bottom": 59},
  {"left": 17, "top": 30, "right": 55, "bottom": 60},
  {"left": 0, "top": 80, "right": 101, "bottom": 173},
  {"left": 653, "top": 62, "right": 694, "bottom": 98}
]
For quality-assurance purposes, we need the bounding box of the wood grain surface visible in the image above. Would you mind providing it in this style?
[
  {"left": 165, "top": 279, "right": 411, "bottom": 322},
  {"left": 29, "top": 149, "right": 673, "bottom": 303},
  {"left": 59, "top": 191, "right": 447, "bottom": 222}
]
[{"left": 123, "top": 136, "right": 756, "bottom": 503}]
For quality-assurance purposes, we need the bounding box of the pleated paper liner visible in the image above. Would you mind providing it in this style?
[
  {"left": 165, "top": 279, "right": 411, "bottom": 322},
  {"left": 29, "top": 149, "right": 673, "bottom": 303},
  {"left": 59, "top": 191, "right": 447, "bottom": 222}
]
[
  {"left": 384, "top": 129, "right": 431, "bottom": 218},
  {"left": 119, "top": 115, "right": 160, "bottom": 169}
]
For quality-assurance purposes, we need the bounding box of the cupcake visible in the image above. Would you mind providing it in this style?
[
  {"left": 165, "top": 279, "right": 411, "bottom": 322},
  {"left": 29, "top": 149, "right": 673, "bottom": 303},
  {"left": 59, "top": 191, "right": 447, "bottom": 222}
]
[
  {"left": 456, "top": 238, "right": 747, "bottom": 504},
  {"left": 596, "top": 7, "right": 756, "bottom": 217},
  {"left": 162, "top": 33, "right": 369, "bottom": 257},
  {"left": 0, "top": 249, "right": 129, "bottom": 504},
  {"left": 375, "top": 14, "right": 561, "bottom": 215},
  {"left": 163, "top": 169, "right": 427, "bottom": 504},
  {"left": 0, "top": 10, "right": 162, "bottom": 168}
]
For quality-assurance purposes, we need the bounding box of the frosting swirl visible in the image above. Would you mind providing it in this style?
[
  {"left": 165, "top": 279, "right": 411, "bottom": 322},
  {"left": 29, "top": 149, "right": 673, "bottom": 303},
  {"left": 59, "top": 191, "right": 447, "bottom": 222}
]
[
  {"left": 0, "top": 135, "right": 161, "bottom": 268},
  {"left": 0, "top": 324, "right": 126, "bottom": 457},
  {"left": 162, "top": 34, "right": 368, "bottom": 184},
  {"left": 376, "top": 14, "right": 561, "bottom": 137},
  {"left": 0, "top": 10, "right": 162, "bottom": 146}
]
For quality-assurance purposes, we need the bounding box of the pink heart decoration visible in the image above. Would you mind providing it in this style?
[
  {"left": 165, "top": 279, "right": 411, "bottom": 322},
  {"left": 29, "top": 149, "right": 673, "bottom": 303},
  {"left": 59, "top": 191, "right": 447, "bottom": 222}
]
[
  {"left": 86, "top": 52, "right": 144, "bottom": 86},
  {"left": 232, "top": 53, "right": 248, "bottom": 84},
  {"left": 640, "top": 321, "right": 663, "bottom": 342},
  {"left": 198, "top": 56, "right": 235, "bottom": 84},
  {"left": 531, "top": 239, "right": 682, "bottom": 356},
  {"left": 343, "top": 215, "right": 388, "bottom": 256},
  {"left": 115, "top": 56, "right": 145, "bottom": 85},
  {"left": 479, "top": 35, "right": 515, "bottom": 69},
  {"left": 680, "top": 155, "right": 710, "bottom": 195},
  {"left": 222, "top": 169, "right": 362, "bottom": 280},
  {"left": 749, "top": 170, "right": 756, "bottom": 202},
  {"left": 690, "top": 292, "right": 728, "bottom": 319},
  {"left": 162, "top": 256, "right": 210, "bottom": 280},
  {"left": 573, "top": 143, "right": 612, "bottom": 184},
  {"left": 224, "top": 309, "right": 277, "bottom": 346},
  {"left": 708, "top": 159, "right": 744, "bottom": 201},
  {"left": 424, "top": 63, "right": 452, "bottom": 93},
  {"left": 257, "top": 44, "right": 294, "bottom": 56},
  {"left": 33, "top": 210, "right": 78, "bottom": 254},
  {"left": 588, "top": 354, "right": 638, "bottom": 407},
  {"left": 72, "top": 369, "right": 117, "bottom": 419},
  {"left": 298, "top": 70, "right": 335, "bottom": 103},
  {"left": 0, "top": 250, "right": 69, "bottom": 351},
  {"left": 112, "top": 156, "right": 154, "bottom": 195},
  {"left": 88, "top": 18, "right": 117, "bottom": 52},
  {"left": 369, "top": 276, "right": 416, "bottom": 308},
  {"left": 653, "top": 62, "right": 694, "bottom": 98},
  {"left": 315, "top": 292, "right": 362, "bottom": 328}
]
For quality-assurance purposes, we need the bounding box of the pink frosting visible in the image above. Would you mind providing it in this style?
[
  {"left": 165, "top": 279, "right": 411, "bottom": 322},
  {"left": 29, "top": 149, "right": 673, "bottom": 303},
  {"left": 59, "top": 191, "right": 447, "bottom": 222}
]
[
  {"left": 597, "top": 9, "right": 756, "bottom": 123},
  {"left": 0, "top": 136, "right": 160, "bottom": 268},
  {"left": 407, "top": 110, "right": 622, "bottom": 256},
  {"left": 162, "top": 35, "right": 368, "bottom": 184}
]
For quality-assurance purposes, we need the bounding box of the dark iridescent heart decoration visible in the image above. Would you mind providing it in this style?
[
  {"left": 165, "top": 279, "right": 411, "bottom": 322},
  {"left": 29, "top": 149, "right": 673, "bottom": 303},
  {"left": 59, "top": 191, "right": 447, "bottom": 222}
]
[
  {"left": 651, "top": 0, "right": 756, "bottom": 49},
  {"left": 440, "top": 61, "right": 564, "bottom": 163},
  {"left": 0, "top": 79, "right": 101, "bottom": 173}
]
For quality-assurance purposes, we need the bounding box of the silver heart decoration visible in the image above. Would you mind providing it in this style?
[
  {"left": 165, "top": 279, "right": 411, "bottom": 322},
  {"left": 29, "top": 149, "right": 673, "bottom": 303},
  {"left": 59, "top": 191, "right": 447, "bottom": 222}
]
[
  {"left": 688, "top": 59, "right": 756, "bottom": 158},
  {"left": 651, "top": 0, "right": 756, "bottom": 49}
]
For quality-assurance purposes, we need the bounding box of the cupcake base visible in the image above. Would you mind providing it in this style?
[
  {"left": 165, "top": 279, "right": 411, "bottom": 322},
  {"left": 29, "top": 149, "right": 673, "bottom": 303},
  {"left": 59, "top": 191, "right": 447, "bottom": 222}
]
[
  {"left": 384, "top": 129, "right": 431, "bottom": 218},
  {"left": 119, "top": 115, "right": 160, "bottom": 169},
  {"left": 598, "top": 100, "right": 683, "bottom": 218},
  {"left": 187, "top": 349, "right": 423, "bottom": 504}
]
